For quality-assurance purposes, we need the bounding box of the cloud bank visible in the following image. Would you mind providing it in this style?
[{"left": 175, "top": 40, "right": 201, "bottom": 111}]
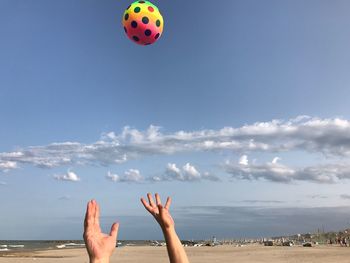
[
  {"left": 150, "top": 163, "right": 219, "bottom": 182},
  {"left": 1, "top": 116, "right": 350, "bottom": 184},
  {"left": 225, "top": 155, "right": 350, "bottom": 183},
  {"left": 106, "top": 163, "right": 219, "bottom": 183}
]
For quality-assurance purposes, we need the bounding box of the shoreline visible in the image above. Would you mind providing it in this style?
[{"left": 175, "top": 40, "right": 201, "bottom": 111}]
[{"left": 1, "top": 244, "right": 350, "bottom": 261}]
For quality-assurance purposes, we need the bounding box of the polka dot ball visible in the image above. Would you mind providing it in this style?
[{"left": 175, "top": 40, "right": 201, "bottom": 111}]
[{"left": 122, "top": 1, "right": 164, "bottom": 45}]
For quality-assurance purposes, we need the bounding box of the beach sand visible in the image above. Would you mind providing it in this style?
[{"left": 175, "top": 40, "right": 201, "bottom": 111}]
[{"left": 1, "top": 245, "right": 350, "bottom": 263}]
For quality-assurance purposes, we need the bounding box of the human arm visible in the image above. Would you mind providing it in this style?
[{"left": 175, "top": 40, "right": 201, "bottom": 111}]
[
  {"left": 141, "top": 193, "right": 190, "bottom": 263},
  {"left": 83, "top": 200, "right": 119, "bottom": 263}
]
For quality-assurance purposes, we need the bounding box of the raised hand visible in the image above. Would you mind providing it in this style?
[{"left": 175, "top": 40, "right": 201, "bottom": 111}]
[
  {"left": 141, "top": 193, "right": 174, "bottom": 231},
  {"left": 83, "top": 200, "right": 119, "bottom": 263},
  {"left": 141, "top": 193, "right": 190, "bottom": 263}
]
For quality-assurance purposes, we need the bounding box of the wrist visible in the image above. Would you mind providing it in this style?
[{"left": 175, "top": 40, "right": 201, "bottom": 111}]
[
  {"left": 90, "top": 257, "right": 110, "bottom": 263},
  {"left": 162, "top": 225, "right": 176, "bottom": 235}
]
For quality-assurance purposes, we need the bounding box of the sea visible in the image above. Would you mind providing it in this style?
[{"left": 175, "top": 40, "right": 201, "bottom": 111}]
[{"left": 0, "top": 240, "right": 151, "bottom": 252}]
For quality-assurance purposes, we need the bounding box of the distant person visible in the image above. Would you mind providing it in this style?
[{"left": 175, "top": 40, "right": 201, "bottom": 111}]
[
  {"left": 83, "top": 193, "right": 190, "bottom": 263},
  {"left": 342, "top": 237, "right": 347, "bottom": 247}
]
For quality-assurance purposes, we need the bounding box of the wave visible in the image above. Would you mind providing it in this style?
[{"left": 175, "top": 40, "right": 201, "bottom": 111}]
[
  {"left": 56, "top": 245, "right": 65, "bottom": 249},
  {"left": 9, "top": 245, "right": 25, "bottom": 248},
  {"left": 63, "top": 243, "right": 85, "bottom": 247},
  {"left": 56, "top": 243, "right": 85, "bottom": 249}
]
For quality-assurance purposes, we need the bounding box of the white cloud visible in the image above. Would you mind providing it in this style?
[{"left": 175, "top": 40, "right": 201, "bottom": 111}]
[
  {"left": 0, "top": 181, "right": 7, "bottom": 186},
  {"left": 123, "top": 169, "right": 142, "bottom": 182},
  {"left": 106, "top": 164, "right": 219, "bottom": 183},
  {"left": 272, "top": 157, "right": 281, "bottom": 164},
  {"left": 163, "top": 163, "right": 183, "bottom": 181},
  {"left": 0, "top": 161, "right": 17, "bottom": 171},
  {"left": 239, "top": 155, "right": 249, "bottom": 166},
  {"left": 150, "top": 163, "right": 220, "bottom": 182},
  {"left": 106, "top": 169, "right": 143, "bottom": 183},
  {"left": 225, "top": 156, "right": 295, "bottom": 183},
  {"left": 106, "top": 171, "right": 120, "bottom": 182},
  {"left": 54, "top": 171, "right": 80, "bottom": 182},
  {"left": 182, "top": 163, "right": 201, "bottom": 181},
  {"left": 224, "top": 156, "right": 350, "bottom": 184},
  {"left": 1, "top": 116, "right": 350, "bottom": 180}
]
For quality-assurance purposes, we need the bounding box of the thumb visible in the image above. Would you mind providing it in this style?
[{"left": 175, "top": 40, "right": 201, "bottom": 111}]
[{"left": 109, "top": 222, "right": 119, "bottom": 239}]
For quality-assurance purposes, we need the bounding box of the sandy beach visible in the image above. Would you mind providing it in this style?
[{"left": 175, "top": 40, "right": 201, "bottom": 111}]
[{"left": 1, "top": 245, "right": 350, "bottom": 263}]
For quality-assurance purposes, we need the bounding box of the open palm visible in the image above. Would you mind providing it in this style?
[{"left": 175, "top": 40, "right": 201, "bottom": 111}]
[
  {"left": 141, "top": 193, "right": 174, "bottom": 230},
  {"left": 83, "top": 200, "right": 119, "bottom": 262}
]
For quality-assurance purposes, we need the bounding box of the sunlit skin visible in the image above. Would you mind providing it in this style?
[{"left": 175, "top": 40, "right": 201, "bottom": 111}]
[
  {"left": 141, "top": 193, "right": 174, "bottom": 230},
  {"left": 83, "top": 194, "right": 188, "bottom": 263},
  {"left": 83, "top": 200, "right": 119, "bottom": 263},
  {"left": 141, "top": 193, "right": 190, "bottom": 263}
]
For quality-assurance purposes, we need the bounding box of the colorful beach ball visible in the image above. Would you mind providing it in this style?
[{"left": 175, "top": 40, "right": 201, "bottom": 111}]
[{"left": 122, "top": 1, "right": 164, "bottom": 45}]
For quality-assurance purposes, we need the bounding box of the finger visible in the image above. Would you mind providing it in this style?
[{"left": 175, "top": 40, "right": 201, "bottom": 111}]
[
  {"left": 92, "top": 200, "right": 97, "bottom": 225},
  {"left": 141, "top": 197, "right": 153, "bottom": 213},
  {"left": 86, "top": 200, "right": 94, "bottom": 228},
  {"left": 109, "top": 222, "right": 119, "bottom": 239},
  {"left": 158, "top": 204, "right": 164, "bottom": 218},
  {"left": 95, "top": 201, "right": 100, "bottom": 229},
  {"left": 147, "top": 193, "right": 155, "bottom": 207},
  {"left": 155, "top": 193, "right": 162, "bottom": 206},
  {"left": 84, "top": 201, "right": 90, "bottom": 229},
  {"left": 164, "top": 197, "right": 171, "bottom": 210}
]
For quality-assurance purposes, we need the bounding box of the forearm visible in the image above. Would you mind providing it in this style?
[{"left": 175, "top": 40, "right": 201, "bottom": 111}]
[{"left": 162, "top": 227, "right": 190, "bottom": 263}]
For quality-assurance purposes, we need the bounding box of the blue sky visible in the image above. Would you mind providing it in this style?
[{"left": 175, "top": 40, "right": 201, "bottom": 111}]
[{"left": 1, "top": 0, "right": 350, "bottom": 240}]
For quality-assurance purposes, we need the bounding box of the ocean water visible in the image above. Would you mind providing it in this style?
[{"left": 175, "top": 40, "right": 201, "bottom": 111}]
[{"left": 0, "top": 240, "right": 152, "bottom": 252}]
